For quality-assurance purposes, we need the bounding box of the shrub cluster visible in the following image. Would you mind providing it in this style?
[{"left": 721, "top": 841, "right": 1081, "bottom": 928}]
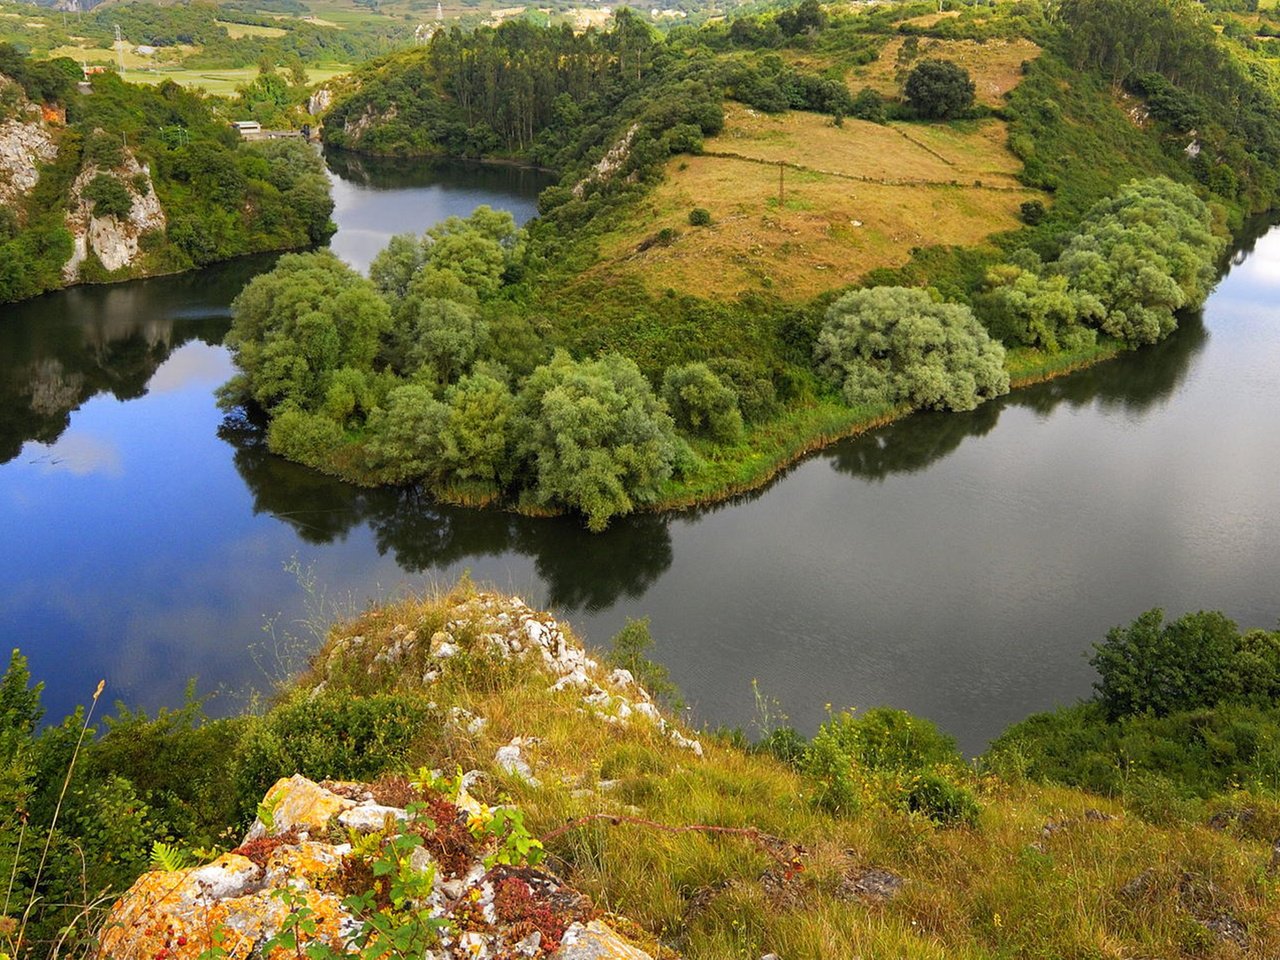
[
  {"left": 989, "top": 609, "right": 1280, "bottom": 811},
  {"left": 977, "top": 178, "right": 1224, "bottom": 350},
  {"left": 815, "top": 286, "right": 1010, "bottom": 413},
  {"left": 798, "top": 707, "right": 980, "bottom": 825}
]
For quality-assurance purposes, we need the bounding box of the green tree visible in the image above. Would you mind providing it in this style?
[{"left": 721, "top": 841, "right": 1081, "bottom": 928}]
[
  {"left": 222, "top": 251, "right": 392, "bottom": 414},
  {"left": 366, "top": 384, "right": 450, "bottom": 484},
  {"left": 661, "top": 362, "right": 743, "bottom": 443},
  {"left": 436, "top": 371, "right": 516, "bottom": 484},
  {"left": 1054, "top": 178, "right": 1222, "bottom": 345},
  {"left": 903, "top": 59, "right": 976, "bottom": 119},
  {"left": 1090, "top": 609, "right": 1246, "bottom": 719},
  {"left": 370, "top": 233, "right": 428, "bottom": 302},
  {"left": 82, "top": 173, "right": 133, "bottom": 220},
  {"left": 815, "top": 287, "right": 1009, "bottom": 413},
  {"left": 403, "top": 297, "right": 489, "bottom": 385},
  {"left": 515, "top": 351, "right": 680, "bottom": 531}
]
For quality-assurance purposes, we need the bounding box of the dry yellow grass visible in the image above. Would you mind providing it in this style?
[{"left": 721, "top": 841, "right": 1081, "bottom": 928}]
[
  {"left": 216, "top": 19, "right": 288, "bottom": 38},
  {"left": 712, "top": 103, "right": 1022, "bottom": 187},
  {"left": 585, "top": 107, "right": 1037, "bottom": 302},
  {"left": 848, "top": 35, "right": 1041, "bottom": 106}
]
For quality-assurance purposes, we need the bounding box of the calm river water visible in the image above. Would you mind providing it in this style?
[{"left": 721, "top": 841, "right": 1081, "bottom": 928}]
[{"left": 2, "top": 154, "right": 1278, "bottom": 754}]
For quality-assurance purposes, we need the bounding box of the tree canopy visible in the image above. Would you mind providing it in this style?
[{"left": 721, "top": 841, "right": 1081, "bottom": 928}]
[
  {"left": 514, "top": 351, "right": 681, "bottom": 531},
  {"left": 815, "top": 287, "right": 1009, "bottom": 413},
  {"left": 903, "top": 59, "right": 975, "bottom": 119}
]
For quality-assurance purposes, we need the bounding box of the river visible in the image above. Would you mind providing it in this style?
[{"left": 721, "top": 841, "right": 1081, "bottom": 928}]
[{"left": 2, "top": 153, "right": 1278, "bottom": 755}]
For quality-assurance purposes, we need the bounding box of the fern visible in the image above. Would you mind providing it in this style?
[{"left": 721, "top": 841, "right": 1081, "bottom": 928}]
[{"left": 149, "top": 841, "right": 191, "bottom": 873}]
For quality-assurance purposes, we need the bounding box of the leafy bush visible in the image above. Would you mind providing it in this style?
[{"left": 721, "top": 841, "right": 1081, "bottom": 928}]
[
  {"left": 82, "top": 173, "right": 133, "bottom": 220},
  {"left": 815, "top": 286, "right": 1009, "bottom": 412},
  {"left": 232, "top": 690, "right": 434, "bottom": 818},
  {"left": 903, "top": 59, "right": 976, "bottom": 119},
  {"left": 850, "top": 86, "right": 887, "bottom": 123},
  {"left": 661, "top": 362, "right": 743, "bottom": 443},
  {"left": 605, "top": 617, "right": 681, "bottom": 707},
  {"left": 802, "top": 707, "right": 978, "bottom": 824},
  {"left": 1020, "top": 199, "right": 1046, "bottom": 225},
  {"left": 688, "top": 207, "right": 712, "bottom": 227},
  {"left": 905, "top": 770, "right": 981, "bottom": 826}
]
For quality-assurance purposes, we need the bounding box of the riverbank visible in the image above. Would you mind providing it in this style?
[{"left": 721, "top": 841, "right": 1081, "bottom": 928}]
[{"left": 47, "top": 581, "right": 1280, "bottom": 960}]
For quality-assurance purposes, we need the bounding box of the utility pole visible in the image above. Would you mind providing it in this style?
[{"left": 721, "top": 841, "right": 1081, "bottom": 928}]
[{"left": 114, "top": 23, "right": 125, "bottom": 75}]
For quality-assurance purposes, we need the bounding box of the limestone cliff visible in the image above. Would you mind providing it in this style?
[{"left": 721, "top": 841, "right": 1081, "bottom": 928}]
[
  {"left": 62, "top": 148, "right": 166, "bottom": 281},
  {"left": 0, "top": 77, "right": 58, "bottom": 209}
]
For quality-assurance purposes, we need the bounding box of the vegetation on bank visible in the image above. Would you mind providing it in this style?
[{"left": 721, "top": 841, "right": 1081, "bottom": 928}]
[
  {"left": 199, "top": 0, "right": 1260, "bottom": 529},
  {"left": 0, "top": 44, "right": 334, "bottom": 303},
  {"left": 5, "top": 583, "right": 1280, "bottom": 958}
]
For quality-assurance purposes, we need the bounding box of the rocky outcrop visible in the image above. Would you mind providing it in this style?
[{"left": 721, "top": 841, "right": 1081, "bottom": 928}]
[
  {"left": 63, "top": 149, "right": 166, "bottom": 281},
  {"left": 101, "top": 774, "right": 658, "bottom": 960},
  {"left": 572, "top": 124, "right": 638, "bottom": 199},
  {"left": 321, "top": 591, "right": 702, "bottom": 757},
  {"left": 0, "top": 78, "right": 58, "bottom": 208},
  {"left": 308, "top": 85, "right": 335, "bottom": 116},
  {"left": 341, "top": 103, "right": 397, "bottom": 144}
]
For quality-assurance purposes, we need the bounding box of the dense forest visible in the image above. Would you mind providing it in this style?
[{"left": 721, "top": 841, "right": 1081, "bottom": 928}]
[{"left": 0, "top": 45, "right": 334, "bottom": 303}]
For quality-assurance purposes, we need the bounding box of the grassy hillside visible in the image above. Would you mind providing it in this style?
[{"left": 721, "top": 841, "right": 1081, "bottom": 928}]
[{"left": 6, "top": 582, "right": 1280, "bottom": 958}]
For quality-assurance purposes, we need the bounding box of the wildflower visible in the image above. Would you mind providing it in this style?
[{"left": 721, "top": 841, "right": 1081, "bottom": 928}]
[{"left": 466, "top": 804, "right": 492, "bottom": 836}]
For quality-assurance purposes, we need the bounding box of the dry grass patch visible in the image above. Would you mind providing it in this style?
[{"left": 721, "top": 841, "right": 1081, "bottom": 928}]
[
  {"left": 711, "top": 103, "right": 1022, "bottom": 187},
  {"left": 848, "top": 35, "right": 1040, "bottom": 106},
  {"left": 216, "top": 19, "right": 288, "bottom": 38},
  {"left": 584, "top": 106, "right": 1038, "bottom": 302}
]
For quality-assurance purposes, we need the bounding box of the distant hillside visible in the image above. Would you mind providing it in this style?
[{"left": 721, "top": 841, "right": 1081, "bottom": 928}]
[{"left": 0, "top": 44, "right": 334, "bottom": 303}]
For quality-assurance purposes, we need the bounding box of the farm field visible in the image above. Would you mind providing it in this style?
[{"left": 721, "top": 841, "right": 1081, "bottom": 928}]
[
  {"left": 586, "top": 106, "right": 1038, "bottom": 302},
  {"left": 126, "top": 64, "right": 351, "bottom": 94}
]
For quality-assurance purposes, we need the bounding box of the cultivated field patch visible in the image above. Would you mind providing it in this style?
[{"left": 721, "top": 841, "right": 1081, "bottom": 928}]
[{"left": 589, "top": 150, "right": 1036, "bottom": 302}]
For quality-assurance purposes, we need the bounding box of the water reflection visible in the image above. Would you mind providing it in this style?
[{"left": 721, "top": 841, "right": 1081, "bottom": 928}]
[
  {"left": 0, "top": 260, "right": 269, "bottom": 464},
  {"left": 221, "top": 418, "right": 673, "bottom": 612}
]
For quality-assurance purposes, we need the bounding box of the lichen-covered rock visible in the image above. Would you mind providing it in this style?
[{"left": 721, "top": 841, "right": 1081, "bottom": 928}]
[
  {"left": 247, "top": 774, "right": 355, "bottom": 840},
  {"left": 553, "top": 921, "right": 655, "bottom": 960},
  {"left": 102, "top": 777, "right": 658, "bottom": 960}
]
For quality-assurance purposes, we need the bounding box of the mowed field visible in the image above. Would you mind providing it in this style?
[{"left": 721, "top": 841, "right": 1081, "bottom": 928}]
[
  {"left": 587, "top": 105, "right": 1039, "bottom": 302},
  {"left": 848, "top": 35, "right": 1041, "bottom": 106},
  {"left": 126, "top": 64, "right": 351, "bottom": 94}
]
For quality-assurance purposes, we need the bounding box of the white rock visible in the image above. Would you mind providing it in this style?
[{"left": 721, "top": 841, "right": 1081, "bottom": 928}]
[
  {"left": 188, "top": 858, "right": 262, "bottom": 901},
  {"left": 495, "top": 739, "right": 540, "bottom": 786},
  {"left": 338, "top": 804, "right": 408, "bottom": 832}
]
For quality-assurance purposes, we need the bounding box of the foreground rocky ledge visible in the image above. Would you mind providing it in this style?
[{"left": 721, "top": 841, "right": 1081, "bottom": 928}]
[
  {"left": 100, "top": 591, "right": 697, "bottom": 960},
  {"left": 101, "top": 774, "right": 654, "bottom": 960}
]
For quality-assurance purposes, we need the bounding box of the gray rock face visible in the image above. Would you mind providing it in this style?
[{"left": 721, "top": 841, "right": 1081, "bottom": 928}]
[
  {"left": 63, "top": 150, "right": 166, "bottom": 280},
  {"left": 0, "top": 90, "right": 58, "bottom": 207}
]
